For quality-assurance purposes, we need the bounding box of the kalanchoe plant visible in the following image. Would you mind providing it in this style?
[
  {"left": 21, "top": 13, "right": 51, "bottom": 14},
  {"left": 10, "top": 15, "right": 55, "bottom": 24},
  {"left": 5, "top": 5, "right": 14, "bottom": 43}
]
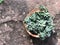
[{"left": 24, "top": 5, "right": 54, "bottom": 40}]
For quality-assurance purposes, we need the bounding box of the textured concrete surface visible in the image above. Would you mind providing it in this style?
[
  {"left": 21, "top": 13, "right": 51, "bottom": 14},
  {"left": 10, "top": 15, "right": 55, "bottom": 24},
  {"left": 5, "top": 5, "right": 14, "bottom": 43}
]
[{"left": 0, "top": 0, "right": 60, "bottom": 45}]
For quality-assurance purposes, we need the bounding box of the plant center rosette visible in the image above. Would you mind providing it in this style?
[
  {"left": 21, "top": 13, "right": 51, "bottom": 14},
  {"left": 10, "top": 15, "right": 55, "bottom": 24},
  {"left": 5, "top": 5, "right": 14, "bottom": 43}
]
[{"left": 24, "top": 5, "right": 54, "bottom": 40}]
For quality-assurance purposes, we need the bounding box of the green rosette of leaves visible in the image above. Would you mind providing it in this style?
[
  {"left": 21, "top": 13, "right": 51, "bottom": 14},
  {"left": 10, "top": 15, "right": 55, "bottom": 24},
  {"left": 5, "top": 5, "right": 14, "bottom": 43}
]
[{"left": 24, "top": 5, "right": 54, "bottom": 40}]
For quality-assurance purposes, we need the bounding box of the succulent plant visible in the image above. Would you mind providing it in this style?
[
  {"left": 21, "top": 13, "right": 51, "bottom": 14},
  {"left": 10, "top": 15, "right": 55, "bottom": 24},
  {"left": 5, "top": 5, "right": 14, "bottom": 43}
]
[{"left": 24, "top": 5, "right": 54, "bottom": 40}]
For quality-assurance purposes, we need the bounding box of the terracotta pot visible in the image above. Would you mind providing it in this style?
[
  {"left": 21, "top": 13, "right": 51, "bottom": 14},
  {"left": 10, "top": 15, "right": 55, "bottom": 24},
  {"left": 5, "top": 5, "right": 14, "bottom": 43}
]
[{"left": 23, "top": 8, "right": 40, "bottom": 38}]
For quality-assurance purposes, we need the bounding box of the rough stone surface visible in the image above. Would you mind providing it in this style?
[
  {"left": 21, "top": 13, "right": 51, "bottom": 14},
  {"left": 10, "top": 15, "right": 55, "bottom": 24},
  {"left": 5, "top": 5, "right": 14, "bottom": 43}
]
[{"left": 0, "top": 0, "right": 60, "bottom": 45}]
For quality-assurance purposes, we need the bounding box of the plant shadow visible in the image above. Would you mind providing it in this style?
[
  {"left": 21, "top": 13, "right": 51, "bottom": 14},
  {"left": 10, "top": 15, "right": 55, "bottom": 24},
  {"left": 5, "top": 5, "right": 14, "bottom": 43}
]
[{"left": 30, "top": 32, "right": 58, "bottom": 45}]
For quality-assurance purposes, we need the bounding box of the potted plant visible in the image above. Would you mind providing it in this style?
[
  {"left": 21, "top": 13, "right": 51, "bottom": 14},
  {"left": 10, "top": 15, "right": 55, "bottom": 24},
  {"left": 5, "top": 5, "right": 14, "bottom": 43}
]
[{"left": 23, "top": 5, "right": 54, "bottom": 40}]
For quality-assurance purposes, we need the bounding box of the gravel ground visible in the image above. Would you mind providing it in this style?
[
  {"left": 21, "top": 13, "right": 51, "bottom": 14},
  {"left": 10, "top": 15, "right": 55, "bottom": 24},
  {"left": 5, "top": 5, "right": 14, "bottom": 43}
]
[{"left": 0, "top": 0, "right": 60, "bottom": 45}]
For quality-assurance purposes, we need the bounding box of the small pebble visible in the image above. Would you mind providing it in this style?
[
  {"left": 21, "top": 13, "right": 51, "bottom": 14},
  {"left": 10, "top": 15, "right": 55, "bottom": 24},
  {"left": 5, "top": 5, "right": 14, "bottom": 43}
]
[
  {"left": 2, "top": 16, "right": 5, "bottom": 19},
  {"left": 23, "top": 35, "right": 26, "bottom": 38},
  {"left": 53, "top": 30, "right": 55, "bottom": 33},
  {"left": 4, "top": 23, "right": 8, "bottom": 27},
  {"left": 23, "top": 12, "right": 25, "bottom": 15}
]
